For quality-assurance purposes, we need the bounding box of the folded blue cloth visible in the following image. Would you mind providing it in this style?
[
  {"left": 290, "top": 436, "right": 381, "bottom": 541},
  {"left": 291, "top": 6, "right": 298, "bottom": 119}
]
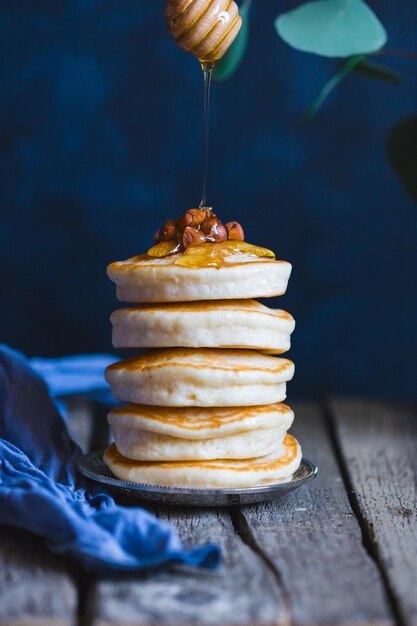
[{"left": 0, "top": 345, "right": 220, "bottom": 570}]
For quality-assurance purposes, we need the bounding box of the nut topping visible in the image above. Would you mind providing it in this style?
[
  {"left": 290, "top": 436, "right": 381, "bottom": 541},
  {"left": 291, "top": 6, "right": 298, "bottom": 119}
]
[
  {"left": 182, "top": 226, "right": 207, "bottom": 248},
  {"left": 201, "top": 216, "right": 228, "bottom": 242},
  {"left": 159, "top": 219, "right": 177, "bottom": 242},
  {"left": 177, "top": 208, "right": 207, "bottom": 229},
  {"left": 225, "top": 221, "right": 244, "bottom": 241},
  {"left": 149, "top": 207, "right": 245, "bottom": 256}
]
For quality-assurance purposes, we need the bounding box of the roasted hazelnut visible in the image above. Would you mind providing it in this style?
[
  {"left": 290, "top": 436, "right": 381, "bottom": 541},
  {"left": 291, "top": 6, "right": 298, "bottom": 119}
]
[
  {"left": 182, "top": 226, "right": 207, "bottom": 248},
  {"left": 200, "top": 216, "right": 217, "bottom": 235},
  {"left": 177, "top": 208, "right": 207, "bottom": 229},
  {"left": 201, "top": 216, "right": 228, "bottom": 242},
  {"left": 225, "top": 221, "right": 244, "bottom": 241},
  {"left": 159, "top": 219, "right": 178, "bottom": 241}
]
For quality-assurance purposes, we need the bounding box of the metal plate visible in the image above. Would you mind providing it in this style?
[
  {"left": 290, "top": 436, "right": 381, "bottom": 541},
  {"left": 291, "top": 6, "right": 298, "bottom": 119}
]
[{"left": 78, "top": 450, "right": 318, "bottom": 507}]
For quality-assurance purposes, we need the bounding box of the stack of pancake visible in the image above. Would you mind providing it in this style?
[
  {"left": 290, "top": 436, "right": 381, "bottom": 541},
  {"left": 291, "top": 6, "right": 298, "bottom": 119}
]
[{"left": 104, "top": 240, "right": 301, "bottom": 488}]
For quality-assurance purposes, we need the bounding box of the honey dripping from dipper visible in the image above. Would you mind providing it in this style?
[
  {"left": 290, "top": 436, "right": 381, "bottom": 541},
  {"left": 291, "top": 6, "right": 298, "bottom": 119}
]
[
  {"left": 150, "top": 0, "right": 250, "bottom": 267},
  {"left": 165, "top": 0, "right": 242, "bottom": 210}
]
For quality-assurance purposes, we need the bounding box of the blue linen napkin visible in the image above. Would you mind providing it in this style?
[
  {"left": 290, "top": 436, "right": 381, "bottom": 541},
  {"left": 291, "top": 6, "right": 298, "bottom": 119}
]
[{"left": 0, "top": 344, "right": 220, "bottom": 570}]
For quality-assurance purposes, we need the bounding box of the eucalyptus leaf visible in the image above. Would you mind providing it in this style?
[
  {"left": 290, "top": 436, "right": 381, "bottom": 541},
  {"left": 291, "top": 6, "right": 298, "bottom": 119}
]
[
  {"left": 354, "top": 59, "right": 401, "bottom": 83},
  {"left": 386, "top": 116, "right": 417, "bottom": 204},
  {"left": 305, "top": 55, "right": 365, "bottom": 118},
  {"left": 214, "top": 0, "right": 252, "bottom": 81},
  {"left": 275, "top": 0, "right": 387, "bottom": 58}
]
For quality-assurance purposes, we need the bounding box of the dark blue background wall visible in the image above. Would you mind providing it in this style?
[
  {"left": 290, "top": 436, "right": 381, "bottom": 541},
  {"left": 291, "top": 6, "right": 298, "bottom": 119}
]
[{"left": 1, "top": 1, "right": 416, "bottom": 399}]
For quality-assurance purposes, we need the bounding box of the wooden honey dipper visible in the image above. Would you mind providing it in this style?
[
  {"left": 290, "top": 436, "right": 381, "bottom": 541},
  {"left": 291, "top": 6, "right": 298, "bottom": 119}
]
[{"left": 165, "top": 0, "right": 242, "bottom": 63}]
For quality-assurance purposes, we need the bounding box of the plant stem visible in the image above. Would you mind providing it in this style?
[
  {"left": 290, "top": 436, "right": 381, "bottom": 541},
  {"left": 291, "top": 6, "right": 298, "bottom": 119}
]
[{"left": 305, "top": 54, "right": 366, "bottom": 119}]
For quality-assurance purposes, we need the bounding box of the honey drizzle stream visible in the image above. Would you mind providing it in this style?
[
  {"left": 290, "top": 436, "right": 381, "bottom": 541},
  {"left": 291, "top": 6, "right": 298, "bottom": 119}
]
[{"left": 199, "top": 61, "right": 214, "bottom": 209}]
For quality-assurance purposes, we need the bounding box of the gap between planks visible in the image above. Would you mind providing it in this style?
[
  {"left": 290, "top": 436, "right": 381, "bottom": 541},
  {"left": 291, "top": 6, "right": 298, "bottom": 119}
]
[
  {"left": 325, "top": 399, "right": 407, "bottom": 626},
  {"left": 237, "top": 401, "right": 394, "bottom": 626},
  {"left": 327, "top": 399, "right": 417, "bottom": 626}
]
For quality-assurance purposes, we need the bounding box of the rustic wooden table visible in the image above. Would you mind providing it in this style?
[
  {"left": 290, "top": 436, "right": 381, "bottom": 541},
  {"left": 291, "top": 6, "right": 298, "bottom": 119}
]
[{"left": 1, "top": 399, "right": 416, "bottom": 626}]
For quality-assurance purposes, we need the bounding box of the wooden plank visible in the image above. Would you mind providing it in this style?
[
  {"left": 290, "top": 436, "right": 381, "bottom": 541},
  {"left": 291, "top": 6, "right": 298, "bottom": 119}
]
[
  {"left": 329, "top": 399, "right": 417, "bottom": 626},
  {"left": 91, "top": 508, "right": 285, "bottom": 626},
  {"left": 0, "top": 526, "right": 77, "bottom": 626},
  {"left": 239, "top": 402, "right": 393, "bottom": 626}
]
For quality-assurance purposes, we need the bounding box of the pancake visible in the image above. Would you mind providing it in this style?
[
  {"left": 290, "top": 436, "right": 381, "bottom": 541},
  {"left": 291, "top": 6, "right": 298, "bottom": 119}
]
[
  {"left": 111, "top": 300, "right": 295, "bottom": 354},
  {"left": 105, "top": 349, "right": 295, "bottom": 407},
  {"left": 111, "top": 425, "right": 286, "bottom": 461},
  {"left": 107, "top": 254, "right": 291, "bottom": 303},
  {"left": 108, "top": 402, "right": 294, "bottom": 440},
  {"left": 103, "top": 434, "right": 302, "bottom": 488}
]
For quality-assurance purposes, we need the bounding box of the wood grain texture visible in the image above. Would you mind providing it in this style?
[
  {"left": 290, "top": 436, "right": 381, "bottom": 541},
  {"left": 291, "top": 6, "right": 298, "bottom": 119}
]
[
  {"left": 91, "top": 508, "right": 285, "bottom": 626},
  {"left": 329, "top": 399, "right": 417, "bottom": 626},
  {"left": 239, "top": 402, "right": 393, "bottom": 626},
  {"left": 0, "top": 526, "right": 77, "bottom": 626}
]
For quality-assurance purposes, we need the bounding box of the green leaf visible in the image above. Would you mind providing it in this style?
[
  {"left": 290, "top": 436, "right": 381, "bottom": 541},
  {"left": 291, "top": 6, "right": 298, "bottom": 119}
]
[
  {"left": 354, "top": 59, "right": 401, "bottom": 83},
  {"left": 386, "top": 116, "right": 417, "bottom": 204},
  {"left": 275, "top": 0, "right": 387, "bottom": 58},
  {"left": 305, "top": 54, "right": 365, "bottom": 118},
  {"left": 214, "top": 0, "right": 252, "bottom": 81}
]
